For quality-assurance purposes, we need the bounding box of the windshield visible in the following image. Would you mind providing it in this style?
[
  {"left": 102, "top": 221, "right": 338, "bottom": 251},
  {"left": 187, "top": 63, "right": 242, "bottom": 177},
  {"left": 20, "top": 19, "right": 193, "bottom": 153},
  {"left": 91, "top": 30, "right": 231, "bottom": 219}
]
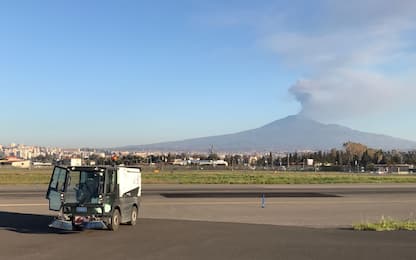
[{"left": 65, "top": 170, "right": 103, "bottom": 204}]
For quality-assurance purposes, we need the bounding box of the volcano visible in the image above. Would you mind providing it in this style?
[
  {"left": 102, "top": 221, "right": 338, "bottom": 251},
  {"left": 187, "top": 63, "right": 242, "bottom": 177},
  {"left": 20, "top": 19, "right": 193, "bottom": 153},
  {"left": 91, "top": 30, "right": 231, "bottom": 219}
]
[{"left": 119, "top": 115, "right": 416, "bottom": 152}]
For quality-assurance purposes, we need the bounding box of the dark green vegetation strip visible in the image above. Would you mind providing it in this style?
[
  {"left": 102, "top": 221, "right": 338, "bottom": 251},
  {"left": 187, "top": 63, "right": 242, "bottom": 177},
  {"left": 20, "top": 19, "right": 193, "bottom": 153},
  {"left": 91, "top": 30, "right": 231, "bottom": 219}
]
[
  {"left": 143, "top": 171, "right": 416, "bottom": 184},
  {"left": 2, "top": 167, "right": 416, "bottom": 185}
]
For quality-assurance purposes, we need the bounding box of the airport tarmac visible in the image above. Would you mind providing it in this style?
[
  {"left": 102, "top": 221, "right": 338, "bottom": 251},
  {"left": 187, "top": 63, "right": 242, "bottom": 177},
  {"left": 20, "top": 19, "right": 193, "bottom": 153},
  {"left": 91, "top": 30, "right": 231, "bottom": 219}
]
[
  {"left": 2, "top": 184, "right": 416, "bottom": 227},
  {"left": 1, "top": 184, "right": 416, "bottom": 259}
]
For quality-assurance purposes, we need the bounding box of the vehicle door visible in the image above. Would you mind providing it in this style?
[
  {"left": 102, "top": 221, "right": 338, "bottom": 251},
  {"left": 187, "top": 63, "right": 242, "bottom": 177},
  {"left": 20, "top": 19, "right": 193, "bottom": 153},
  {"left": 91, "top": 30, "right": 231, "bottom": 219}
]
[
  {"left": 120, "top": 190, "right": 135, "bottom": 221},
  {"left": 103, "top": 169, "right": 117, "bottom": 214},
  {"left": 46, "top": 166, "right": 68, "bottom": 211}
]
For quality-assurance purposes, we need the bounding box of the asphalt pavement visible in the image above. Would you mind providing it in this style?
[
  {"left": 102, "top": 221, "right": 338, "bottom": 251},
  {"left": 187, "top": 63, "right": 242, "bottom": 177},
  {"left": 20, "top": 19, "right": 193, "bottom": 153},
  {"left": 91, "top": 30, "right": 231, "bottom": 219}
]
[{"left": 1, "top": 184, "right": 416, "bottom": 259}]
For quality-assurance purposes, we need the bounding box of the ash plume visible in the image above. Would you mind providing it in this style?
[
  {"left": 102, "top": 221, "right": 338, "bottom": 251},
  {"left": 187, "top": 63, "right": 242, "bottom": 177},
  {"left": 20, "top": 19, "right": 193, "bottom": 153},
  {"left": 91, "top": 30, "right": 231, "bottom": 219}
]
[{"left": 262, "top": 0, "right": 416, "bottom": 121}]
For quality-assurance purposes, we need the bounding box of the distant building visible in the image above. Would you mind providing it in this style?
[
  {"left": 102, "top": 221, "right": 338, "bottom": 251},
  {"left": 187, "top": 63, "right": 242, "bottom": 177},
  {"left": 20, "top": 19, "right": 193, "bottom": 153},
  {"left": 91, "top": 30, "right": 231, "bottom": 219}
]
[
  {"left": 374, "top": 164, "right": 413, "bottom": 174},
  {"left": 212, "top": 160, "right": 228, "bottom": 166},
  {"left": 249, "top": 156, "right": 257, "bottom": 165},
  {"left": 33, "top": 162, "right": 53, "bottom": 167},
  {"left": 94, "top": 152, "right": 106, "bottom": 158},
  {"left": 172, "top": 159, "right": 187, "bottom": 166},
  {"left": 70, "top": 158, "right": 82, "bottom": 166},
  {"left": 390, "top": 165, "right": 412, "bottom": 174},
  {"left": 192, "top": 160, "right": 229, "bottom": 167},
  {"left": 11, "top": 160, "right": 32, "bottom": 169}
]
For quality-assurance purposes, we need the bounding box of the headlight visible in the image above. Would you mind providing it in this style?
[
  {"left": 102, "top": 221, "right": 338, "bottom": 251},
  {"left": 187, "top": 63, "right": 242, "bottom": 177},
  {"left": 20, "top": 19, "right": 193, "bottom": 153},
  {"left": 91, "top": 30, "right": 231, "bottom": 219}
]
[
  {"left": 104, "top": 204, "right": 111, "bottom": 213},
  {"left": 60, "top": 193, "right": 64, "bottom": 201}
]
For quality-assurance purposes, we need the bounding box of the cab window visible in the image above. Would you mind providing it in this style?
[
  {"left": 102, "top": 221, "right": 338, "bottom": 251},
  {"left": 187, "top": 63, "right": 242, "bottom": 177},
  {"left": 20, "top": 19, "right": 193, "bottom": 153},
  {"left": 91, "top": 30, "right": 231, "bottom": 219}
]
[{"left": 105, "top": 170, "right": 116, "bottom": 193}]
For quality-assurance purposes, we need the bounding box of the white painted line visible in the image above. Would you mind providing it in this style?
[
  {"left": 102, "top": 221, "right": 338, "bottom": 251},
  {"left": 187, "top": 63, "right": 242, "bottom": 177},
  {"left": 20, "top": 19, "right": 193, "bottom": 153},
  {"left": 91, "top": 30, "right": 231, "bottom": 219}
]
[
  {"left": 143, "top": 199, "right": 416, "bottom": 206},
  {"left": 2, "top": 199, "right": 416, "bottom": 207},
  {"left": 0, "top": 193, "right": 43, "bottom": 195},
  {"left": 0, "top": 203, "right": 47, "bottom": 207}
]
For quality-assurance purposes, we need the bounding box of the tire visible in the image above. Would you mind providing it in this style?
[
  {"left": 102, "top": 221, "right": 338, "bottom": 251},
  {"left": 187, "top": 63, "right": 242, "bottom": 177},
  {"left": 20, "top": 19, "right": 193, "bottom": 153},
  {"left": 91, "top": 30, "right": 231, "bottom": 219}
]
[
  {"left": 108, "top": 209, "right": 121, "bottom": 231},
  {"left": 128, "top": 206, "right": 138, "bottom": 226}
]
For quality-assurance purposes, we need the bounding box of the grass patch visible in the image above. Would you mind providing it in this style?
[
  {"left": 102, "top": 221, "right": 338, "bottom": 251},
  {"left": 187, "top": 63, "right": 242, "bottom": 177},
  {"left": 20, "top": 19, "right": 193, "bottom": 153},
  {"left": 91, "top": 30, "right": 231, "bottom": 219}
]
[
  {"left": 2, "top": 167, "right": 416, "bottom": 185},
  {"left": 0, "top": 168, "right": 52, "bottom": 184},
  {"left": 142, "top": 171, "right": 416, "bottom": 184},
  {"left": 353, "top": 216, "right": 416, "bottom": 231}
]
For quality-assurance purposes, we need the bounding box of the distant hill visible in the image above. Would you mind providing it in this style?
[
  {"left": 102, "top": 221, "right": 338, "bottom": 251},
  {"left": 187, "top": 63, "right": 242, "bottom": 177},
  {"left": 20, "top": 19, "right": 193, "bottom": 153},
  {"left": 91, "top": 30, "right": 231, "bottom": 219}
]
[{"left": 119, "top": 115, "right": 416, "bottom": 152}]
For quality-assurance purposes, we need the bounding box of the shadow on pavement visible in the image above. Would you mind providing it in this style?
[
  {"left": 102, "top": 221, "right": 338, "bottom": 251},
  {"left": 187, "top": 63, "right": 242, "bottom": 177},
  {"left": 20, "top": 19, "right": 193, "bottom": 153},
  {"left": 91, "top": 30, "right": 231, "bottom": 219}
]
[
  {"left": 0, "top": 211, "right": 72, "bottom": 234},
  {"left": 161, "top": 192, "right": 341, "bottom": 198}
]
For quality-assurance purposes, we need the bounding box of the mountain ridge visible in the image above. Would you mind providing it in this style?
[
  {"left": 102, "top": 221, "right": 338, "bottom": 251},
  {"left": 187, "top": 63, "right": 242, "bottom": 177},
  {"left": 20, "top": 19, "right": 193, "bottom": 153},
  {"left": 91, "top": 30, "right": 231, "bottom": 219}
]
[{"left": 118, "top": 115, "right": 416, "bottom": 152}]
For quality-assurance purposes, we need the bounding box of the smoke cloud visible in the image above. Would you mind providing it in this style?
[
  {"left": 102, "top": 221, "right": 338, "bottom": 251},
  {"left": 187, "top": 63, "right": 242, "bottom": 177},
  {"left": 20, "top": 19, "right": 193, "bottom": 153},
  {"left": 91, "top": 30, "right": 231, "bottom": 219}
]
[
  {"left": 261, "top": 0, "right": 416, "bottom": 121},
  {"left": 289, "top": 69, "right": 411, "bottom": 120}
]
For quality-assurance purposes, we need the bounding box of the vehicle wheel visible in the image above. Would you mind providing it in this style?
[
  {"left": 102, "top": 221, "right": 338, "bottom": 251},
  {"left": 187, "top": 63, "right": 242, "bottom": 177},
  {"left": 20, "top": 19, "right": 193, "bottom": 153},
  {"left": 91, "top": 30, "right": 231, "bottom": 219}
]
[
  {"left": 128, "top": 206, "right": 138, "bottom": 226},
  {"left": 108, "top": 209, "right": 121, "bottom": 231}
]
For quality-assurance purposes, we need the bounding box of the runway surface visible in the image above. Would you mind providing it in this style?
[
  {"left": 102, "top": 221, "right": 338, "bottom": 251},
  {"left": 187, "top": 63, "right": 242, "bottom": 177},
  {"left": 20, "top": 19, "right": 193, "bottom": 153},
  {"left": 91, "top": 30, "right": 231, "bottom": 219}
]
[
  {"left": 1, "top": 184, "right": 416, "bottom": 259},
  {"left": 2, "top": 184, "right": 416, "bottom": 227}
]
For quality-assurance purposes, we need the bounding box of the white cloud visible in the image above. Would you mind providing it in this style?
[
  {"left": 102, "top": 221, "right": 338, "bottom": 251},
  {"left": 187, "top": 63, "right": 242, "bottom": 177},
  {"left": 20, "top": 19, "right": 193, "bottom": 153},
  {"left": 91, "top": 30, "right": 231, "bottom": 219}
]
[{"left": 263, "top": 28, "right": 407, "bottom": 71}]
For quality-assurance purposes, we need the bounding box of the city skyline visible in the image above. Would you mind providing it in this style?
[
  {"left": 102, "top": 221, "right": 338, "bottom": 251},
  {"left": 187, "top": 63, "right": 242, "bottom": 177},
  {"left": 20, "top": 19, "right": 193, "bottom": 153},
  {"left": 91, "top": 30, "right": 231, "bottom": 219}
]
[{"left": 1, "top": 1, "right": 416, "bottom": 147}]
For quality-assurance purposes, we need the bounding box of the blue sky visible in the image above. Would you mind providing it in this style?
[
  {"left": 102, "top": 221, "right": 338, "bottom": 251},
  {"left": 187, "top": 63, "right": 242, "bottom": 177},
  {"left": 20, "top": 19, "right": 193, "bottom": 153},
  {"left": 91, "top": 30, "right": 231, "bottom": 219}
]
[{"left": 1, "top": 0, "right": 415, "bottom": 147}]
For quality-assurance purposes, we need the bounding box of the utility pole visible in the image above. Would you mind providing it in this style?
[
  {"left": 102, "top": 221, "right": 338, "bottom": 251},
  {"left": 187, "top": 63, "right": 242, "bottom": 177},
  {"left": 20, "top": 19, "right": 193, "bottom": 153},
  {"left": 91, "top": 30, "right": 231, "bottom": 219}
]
[{"left": 209, "top": 144, "right": 214, "bottom": 156}]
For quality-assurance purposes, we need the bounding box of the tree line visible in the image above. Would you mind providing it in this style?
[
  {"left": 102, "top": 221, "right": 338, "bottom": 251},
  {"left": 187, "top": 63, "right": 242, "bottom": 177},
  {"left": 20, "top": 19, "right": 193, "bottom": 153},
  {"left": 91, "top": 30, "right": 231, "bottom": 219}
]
[{"left": 32, "top": 142, "right": 416, "bottom": 171}]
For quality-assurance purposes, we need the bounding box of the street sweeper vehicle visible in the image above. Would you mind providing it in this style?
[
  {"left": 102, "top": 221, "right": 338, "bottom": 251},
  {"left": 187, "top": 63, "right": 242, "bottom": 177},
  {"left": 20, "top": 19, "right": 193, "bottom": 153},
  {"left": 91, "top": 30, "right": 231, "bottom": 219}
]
[{"left": 45, "top": 165, "right": 141, "bottom": 231}]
